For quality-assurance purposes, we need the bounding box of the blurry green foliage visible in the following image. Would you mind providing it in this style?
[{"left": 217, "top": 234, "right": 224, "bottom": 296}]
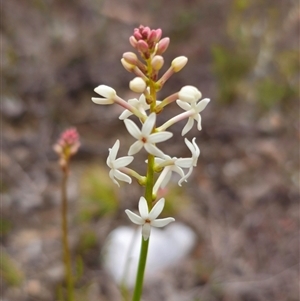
[
  {"left": 0, "top": 217, "right": 12, "bottom": 237},
  {"left": 212, "top": 45, "right": 253, "bottom": 103},
  {"left": 212, "top": 0, "right": 298, "bottom": 110},
  {"left": 256, "top": 77, "right": 295, "bottom": 110},
  {"left": 170, "top": 9, "right": 198, "bottom": 42},
  {"left": 76, "top": 229, "right": 98, "bottom": 255},
  {"left": 163, "top": 184, "right": 192, "bottom": 216},
  {"left": 78, "top": 165, "right": 118, "bottom": 222},
  {"left": 0, "top": 249, "right": 24, "bottom": 286}
]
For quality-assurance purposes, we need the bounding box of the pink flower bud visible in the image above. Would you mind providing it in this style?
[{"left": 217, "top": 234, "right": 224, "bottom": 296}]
[
  {"left": 54, "top": 128, "right": 80, "bottom": 167},
  {"left": 137, "top": 40, "right": 149, "bottom": 53},
  {"left": 156, "top": 37, "right": 170, "bottom": 55},
  {"left": 155, "top": 28, "right": 162, "bottom": 41},
  {"left": 141, "top": 26, "right": 151, "bottom": 39}
]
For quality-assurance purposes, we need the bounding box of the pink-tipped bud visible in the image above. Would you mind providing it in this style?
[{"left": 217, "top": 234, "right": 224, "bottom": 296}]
[
  {"left": 133, "top": 30, "right": 143, "bottom": 40},
  {"left": 141, "top": 26, "right": 151, "bottom": 39},
  {"left": 129, "top": 77, "right": 146, "bottom": 93},
  {"left": 129, "top": 36, "right": 138, "bottom": 48},
  {"left": 53, "top": 128, "right": 80, "bottom": 168},
  {"left": 151, "top": 55, "right": 164, "bottom": 71},
  {"left": 155, "top": 28, "right": 162, "bottom": 41},
  {"left": 156, "top": 37, "right": 170, "bottom": 55},
  {"left": 137, "top": 40, "right": 149, "bottom": 53},
  {"left": 121, "top": 58, "right": 135, "bottom": 72},
  {"left": 123, "top": 52, "right": 138, "bottom": 65},
  {"left": 171, "top": 56, "right": 188, "bottom": 72}
]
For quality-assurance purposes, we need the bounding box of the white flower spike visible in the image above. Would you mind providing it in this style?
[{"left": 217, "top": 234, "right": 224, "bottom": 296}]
[
  {"left": 124, "top": 113, "right": 173, "bottom": 158},
  {"left": 125, "top": 197, "right": 175, "bottom": 240},
  {"left": 107, "top": 140, "right": 134, "bottom": 187}
]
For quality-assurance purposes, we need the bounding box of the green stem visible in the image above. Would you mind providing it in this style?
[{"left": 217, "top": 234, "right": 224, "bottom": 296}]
[
  {"left": 131, "top": 58, "right": 157, "bottom": 301},
  {"left": 61, "top": 167, "right": 74, "bottom": 301}
]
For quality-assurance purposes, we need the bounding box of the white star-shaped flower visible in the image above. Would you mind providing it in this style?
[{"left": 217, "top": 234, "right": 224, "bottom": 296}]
[
  {"left": 176, "top": 98, "right": 210, "bottom": 136},
  {"left": 175, "top": 138, "right": 200, "bottom": 185},
  {"left": 92, "top": 85, "right": 117, "bottom": 105},
  {"left": 119, "top": 94, "right": 149, "bottom": 120},
  {"left": 153, "top": 155, "right": 185, "bottom": 195},
  {"left": 124, "top": 113, "right": 173, "bottom": 158},
  {"left": 125, "top": 197, "right": 175, "bottom": 240},
  {"left": 107, "top": 140, "right": 134, "bottom": 187}
]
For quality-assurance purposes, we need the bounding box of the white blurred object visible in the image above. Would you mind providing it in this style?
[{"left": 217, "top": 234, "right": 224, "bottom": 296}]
[{"left": 102, "top": 223, "right": 196, "bottom": 288}]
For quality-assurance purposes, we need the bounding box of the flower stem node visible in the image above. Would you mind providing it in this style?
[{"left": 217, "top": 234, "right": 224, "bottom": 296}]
[
  {"left": 125, "top": 197, "right": 175, "bottom": 240},
  {"left": 171, "top": 56, "right": 188, "bottom": 72},
  {"left": 129, "top": 77, "right": 147, "bottom": 93}
]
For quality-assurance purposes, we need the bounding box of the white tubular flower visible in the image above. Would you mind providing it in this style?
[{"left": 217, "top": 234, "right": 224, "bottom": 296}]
[
  {"left": 129, "top": 77, "right": 146, "bottom": 93},
  {"left": 119, "top": 94, "right": 149, "bottom": 120},
  {"left": 92, "top": 85, "right": 117, "bottom": 104},
  {"left": 124, "top": 113, "right": 173, "bottom": 158},
  {"left": 125, "top": 197, "right": 175, "bottom": 240},
  {"left": 178, "top": 86, "right": 202, "bottom": 103},
  {"left": 153, "top": 156, "right": 185, "bottom": 195},
  {"left": 177, "top": 98, "right": 210, "bottom": 136},
  {"left": 175, "top": 138, "right": 200, "bottom": 185},
  {"left": 107, "top": 140, "right": 134, "bottom": 187}
]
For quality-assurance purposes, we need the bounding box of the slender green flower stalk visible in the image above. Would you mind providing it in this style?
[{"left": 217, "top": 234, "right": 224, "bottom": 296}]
[
  {"left": 92, "top": 25, "right": 210, "bottom": 301},
  {"left": 54, "top": 128, "right": 80, "bottom": 301}
]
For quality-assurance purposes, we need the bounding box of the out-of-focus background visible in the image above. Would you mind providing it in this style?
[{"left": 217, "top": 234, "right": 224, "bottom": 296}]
[{"left": 1, "top": 0, "right": 299, "bottom": 300}]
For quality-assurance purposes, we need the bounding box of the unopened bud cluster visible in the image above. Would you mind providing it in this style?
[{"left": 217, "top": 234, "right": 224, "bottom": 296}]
[
  {"left": 92, "top": 25, "right": 210, "bottom": 240},
  {"left": 53, "top": 128, "right": 80, "bottom": 169}
]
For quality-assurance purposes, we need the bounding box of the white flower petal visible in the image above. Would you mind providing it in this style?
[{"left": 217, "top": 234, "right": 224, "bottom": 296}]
[
  {"left": 125, "top": 210, "right": 144, "bottom": 225},
  {"left": 142, "top": 113, "right": 156, "bottom": 136},
  {"left": 181, "top": 118, "right": 194, "bottom": 136},
  {"left": 128, "top": 141, "right": 143, "bottom": 155},
  {"left": 196, "top": 98, "right": 210, "bottom": 112},
  {"left": 151, "top": 217, "right": 175, "bottom": 227},
  {"left": 94, "top": 85, "right": 116, "bottom": 99},
  {"left": 109, "top": 170, "right": 120, "bottom": 187},
  {"left": 149, "top": 198, "right": 165, "bottom": 220},
  {"left": 196, "top": 114, "right": 202, "bottom": 131},
  {"left": 148, "top": 132, "right": 173, "bottom": 143},
  {"left": 91, "top": 97, "right": 114, "bottom": 105},
  {"left": 176, "top": 99, "right": 191, "bottom": 111},
  {"left": 138, "top": 197, "right": 149, "bottom": 220},
  {"left": 176, "top": 158, "right": 193, "bottom": 168},
  {"left": 124, "top": 119, "right": 141, "bottom": 139},
  {"left": 142, "top": 223, "right": 151, "bottom": 240},
  {"left": 119, "top": 109, "right": 132, "bottom": 120},
  {"left": 109, "top": 140, "right": 120, "bottom": 161},
  {"left": 160, "top": 168, "right": 172, "bottom": 188},
  {"left": 113, "top": 169, "right": 132, "bottom": 184},
  {"left": 144, "top": 143, "right": 165, "bottom": 158},
  {"left": 178, "top": 167, "right": 193, "bottom": 186},
  {"left": 113, "top": 156, "right": 134, "bottom": 169}
]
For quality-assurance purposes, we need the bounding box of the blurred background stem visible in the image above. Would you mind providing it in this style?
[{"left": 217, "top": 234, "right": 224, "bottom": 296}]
[{"left": 61, "top": 166, "right": 75, "bottom": 301}]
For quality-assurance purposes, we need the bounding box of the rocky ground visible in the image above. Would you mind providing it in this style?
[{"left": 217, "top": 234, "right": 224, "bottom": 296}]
[{"left": 1, "top": 0, "right": 299, "bottom": 300}]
